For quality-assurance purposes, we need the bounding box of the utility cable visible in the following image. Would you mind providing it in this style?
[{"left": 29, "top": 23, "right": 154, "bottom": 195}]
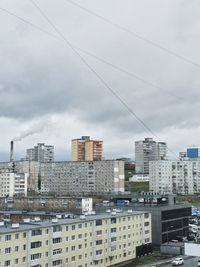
[
  {"left": 29, "top": 0, "right": 178, "bottom": 159},
  {"left": 64, "top": 0, "right": 200, "bottom": 69},
  {"left": 29, "top": 0, "right": 159, "bottom": 139},
  {"left": 0, "top": 6, "right": 183, "bottom": 101}
]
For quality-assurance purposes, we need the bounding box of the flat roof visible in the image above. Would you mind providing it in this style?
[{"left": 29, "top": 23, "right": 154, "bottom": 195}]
[{"left": 0, "top": 210, "right": 147, "bottom": 234}]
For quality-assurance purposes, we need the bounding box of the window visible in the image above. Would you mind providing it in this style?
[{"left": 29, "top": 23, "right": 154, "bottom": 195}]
[
  {"left": 15, "top": 234, "right": 19, "bottom": 239},
  {"left": 52, "top": 238, "right": 62, "bottom": 244},
  {"left": 5, "top": 235, "right": 11, "bottom": 241},
  {"left": 144, "top": 222, "right": 149, "bottom": 227},
  {"left": 96, "top": 250, "right": 102, "bottom": 255},
  {"left": 111, "top": 218, "right": 116, "bottom": 224},
  {"left": 71, "top": 235, "right": 75, "bottom": 240},
  {"left": 71, "top": 256, "right": 75, "bottom": 262},
  {"left": 31, "top": 253, "right": 42, "bottom": 260},
  {"left": 96, "top": 220, "right": 102, "bottom": 226},
  {"left": 22, "top": 257, "right": 26, "bottom": 263},
  {"left": 5, "top": 247, "right": 11, "bottom": 254},
  {"left": 31, "top": 241, "right": 42, "bottom": 249},
  {"left": 53, "top": 225, "right": 62, "bottom": 232},
  {"left": 23, "top": 232, "right": 26, "bottom": 238},
  {"left": 15, "top": 246, "right": 19, "bottom": 252},
  {"left": 111, "top": 228, "right": 116, "bottom": 233},
  {"left": 78, "top": 234, "right": 82, "bottom": 239},
  {"left": 52, "top": 260, "right": 62, "bottom": 266},
  {"left": 72, "top": 225, "right": 75, "bottom": 230},
  {"left": 78, "top": 244, "right": 82, "bottom": 249},
  {"left": 71, "top": 246, "right": 75, "bottom": 251},
  {"left": 53, "top": 248, "right": 62, "bottom": 255},
  {"left": 14, "top": 259, "right": 18, "bottom": 264},
  {"left": 23, "top": 244, "right": 26, "bottom": 250},
  {"left": 96, "top": 230, "right": 102, "bottom": 236},
  {"left": 96, "top": 240, "right": 102, "bottom": 245},
  {"left": 78, "top": 224, "right": 82, "bottom": 229},
  {"left": 31, "top": 229, "right": 42, "bottom": 236},
  {"left": 144, "top": 213, "right": 149, "bottom": 218},
  {"left": 4, "top": 260, "right": 11, "bottom": 266}
]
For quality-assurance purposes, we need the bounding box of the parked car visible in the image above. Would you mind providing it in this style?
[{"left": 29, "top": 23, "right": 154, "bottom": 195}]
[
  {"left": 172, "top": 257, "right": 184, "bottom": 266},
  {"left": 197, "top": 258, "right": 200, "bottom": 267}
]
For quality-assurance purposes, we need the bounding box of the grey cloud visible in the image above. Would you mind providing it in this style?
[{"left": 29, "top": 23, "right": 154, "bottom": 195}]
[{"left": 0, "top": 0, "right": 200, "bottom": 159}]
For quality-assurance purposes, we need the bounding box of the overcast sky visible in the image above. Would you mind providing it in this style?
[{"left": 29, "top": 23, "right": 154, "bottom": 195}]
[{"left": 0, "top": 0, "right": 200, "bottom": 161}]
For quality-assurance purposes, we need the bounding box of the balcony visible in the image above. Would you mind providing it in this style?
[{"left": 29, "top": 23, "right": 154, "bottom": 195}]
[
  {"left": 30, "top": 258, "right": 41, "bottom": 266},
  {"left": 53, "top": 231, "right": 62, "bottom": 238}
]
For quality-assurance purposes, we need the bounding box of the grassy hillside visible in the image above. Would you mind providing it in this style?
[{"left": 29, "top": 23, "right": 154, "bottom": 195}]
[{"left": 125, "top": 181, "right": 149, "bottom": 192}]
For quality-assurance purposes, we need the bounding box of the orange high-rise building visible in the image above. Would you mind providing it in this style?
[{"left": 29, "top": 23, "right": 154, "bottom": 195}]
[{"left": 71, "top": 136, "right": 103, "bottom": 161}]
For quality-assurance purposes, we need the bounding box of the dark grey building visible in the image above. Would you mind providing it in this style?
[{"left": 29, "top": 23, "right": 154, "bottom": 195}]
[{"left": 104, "top": 192, "right": 191, "bottom": 246}]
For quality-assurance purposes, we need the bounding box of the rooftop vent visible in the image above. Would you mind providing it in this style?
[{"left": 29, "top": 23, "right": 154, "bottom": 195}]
[
  {"left": 23, "top": 218, "right": 31, "bottom": 223},
  {"left": 34, "top": 217, "right": 41, "bottom": 222},
  {"left": 12, "top": 223, "right": 19, "bottom": 228}
]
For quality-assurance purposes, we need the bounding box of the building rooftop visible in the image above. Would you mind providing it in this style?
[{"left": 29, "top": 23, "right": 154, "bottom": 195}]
[{"left": 0, "top": 210, "right": 147, "bottom": 234}]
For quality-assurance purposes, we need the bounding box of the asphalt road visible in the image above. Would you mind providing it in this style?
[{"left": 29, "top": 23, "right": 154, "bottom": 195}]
[{"left": 162, "top": 257, "right": 198, "bottom": 267}]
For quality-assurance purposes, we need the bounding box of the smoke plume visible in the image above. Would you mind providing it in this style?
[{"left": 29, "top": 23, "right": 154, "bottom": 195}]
[{"left": 13, "top": 120, "right": 49, "bottom": 141}]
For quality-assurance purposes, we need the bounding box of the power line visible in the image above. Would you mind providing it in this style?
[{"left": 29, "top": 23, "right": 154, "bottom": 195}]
[
  {"left": 29, "top": 0, "right": 158, "bottom": 137},
  {"left": 64, "top": 0, "right": 200, "bottom": 69},
  {"left": 29, "top": 0, "right": 178, "bottom": 159},
  {"left": 0, "top": 6, "right": 183, "bottom": 102},
  {"left": 0, "top": 7, "right": 59, "bottom": 40}
]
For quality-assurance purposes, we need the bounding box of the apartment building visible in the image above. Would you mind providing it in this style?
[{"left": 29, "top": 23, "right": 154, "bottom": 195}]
[
  {"left": 0, "top": 161, "right": 39, "bottom": 193},
  {"left": 0, "top": 169, "right": 28, "bottom": 197},
  {"left": 72, "top": 136, "right": 103, "bottom": 161},
  {"left": 26, "top": 143, "right": 54, "bottom": 163},
  {"left": 135, "top": 138, "right": 167, "bottom": 175},
  {"left": 149, "top": 160, "right": 200, "bottom": 194},
  {"left": 40, "top": 160, "right": 124, "bottom": 195},
  {"left": 0, "top": 211, "right": 151, "bottom": 267}
]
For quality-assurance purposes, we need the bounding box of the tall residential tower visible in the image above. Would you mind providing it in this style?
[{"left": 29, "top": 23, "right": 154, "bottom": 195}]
[
  {"left": 135, "top": 138, "right": 167, "bottom": 175},
  {"left": 71, "top": 136, "right": 103, "bottom": 161},
  {"left": 26, "top": 143, "right": 54, "bottom": 163}
]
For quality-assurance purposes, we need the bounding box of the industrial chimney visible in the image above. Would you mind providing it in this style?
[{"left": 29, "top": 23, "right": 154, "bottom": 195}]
[{"left": 10, "top": 141, "right": 14, "bottom": 162}]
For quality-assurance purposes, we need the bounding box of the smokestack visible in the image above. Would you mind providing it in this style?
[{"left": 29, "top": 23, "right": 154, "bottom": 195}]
[{"left": 10, "top": 141, "right": 14, "bottom": 162}]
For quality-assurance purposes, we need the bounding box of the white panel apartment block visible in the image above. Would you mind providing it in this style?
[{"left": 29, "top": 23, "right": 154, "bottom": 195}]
[{"left": 149, "top": 160, "right": 200, "bottom": 194}]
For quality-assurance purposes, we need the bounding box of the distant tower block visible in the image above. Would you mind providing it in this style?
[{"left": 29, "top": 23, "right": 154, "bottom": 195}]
[{"left": 71, "top": 136, "right": 103, "bottom": 161}]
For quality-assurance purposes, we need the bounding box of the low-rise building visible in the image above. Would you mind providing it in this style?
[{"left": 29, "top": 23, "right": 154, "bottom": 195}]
[{"left": 0, "top": 210, "right": 151, "bottom": 267}]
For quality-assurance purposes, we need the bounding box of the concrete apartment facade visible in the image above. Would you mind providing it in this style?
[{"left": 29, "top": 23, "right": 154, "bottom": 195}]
[
  {"left": 71, "top": 136, "right": 103, "bottom": 161},
  {"left": 26, "top": 143, "right": 54, "bottom": 163},
  {"left": 0, "top": 169, "right": 28, "bottom": 197},
  {"left": 0, "top": 211, "right": 151, "bottom": 267},
  {"left": 149, "top": 160, "right": 200, "bottom": 194},
  {"left": 135, "top": 138, "right": 167, "bottom": 175},
  {"left": 40, "top": 160, "right": 124, "bottom": 195}
]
